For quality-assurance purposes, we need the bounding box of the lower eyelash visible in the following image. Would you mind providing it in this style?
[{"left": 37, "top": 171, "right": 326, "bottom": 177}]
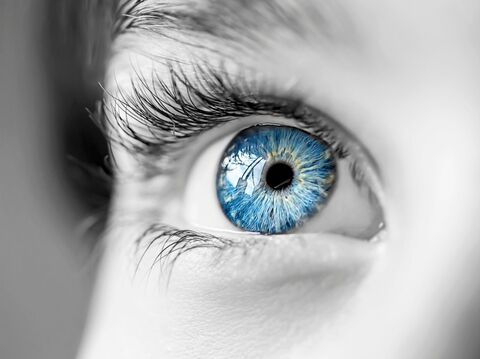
[{"left": 134, "top": 224, "right": 235, "bottom": 278}]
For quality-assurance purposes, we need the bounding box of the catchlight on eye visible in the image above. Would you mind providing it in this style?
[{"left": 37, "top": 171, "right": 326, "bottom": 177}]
[{"left": 216, "top": 125, "right": 337, "bottom": 234}]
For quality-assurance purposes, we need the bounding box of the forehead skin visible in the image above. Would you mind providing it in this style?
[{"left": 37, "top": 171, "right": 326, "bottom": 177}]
[{"left": 81, "top": 1, "right": 480, "bottom": 359}]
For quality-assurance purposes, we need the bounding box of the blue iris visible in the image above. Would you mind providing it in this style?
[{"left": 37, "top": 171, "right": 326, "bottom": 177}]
[{"left": 216, "top": 125, "right": 336, "bottom": 234}]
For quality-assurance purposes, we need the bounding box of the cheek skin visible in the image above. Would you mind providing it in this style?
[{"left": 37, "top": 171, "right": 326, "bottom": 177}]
[
  {"left": 327, "top": 106, "right": 480, "bottom": 359},
  {"left": 369, "top": 104, "right": 480, "bottom": 359},
  {"left": 79, "top": 214, "right": 378, "bottom": 359}
]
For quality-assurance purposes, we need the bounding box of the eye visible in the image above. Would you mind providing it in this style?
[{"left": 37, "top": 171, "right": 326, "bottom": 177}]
[
  {"left": 183, "top": 115, "right": 383, "bottom": 240},
  {"left": 216, "top": 125, "right": 336, "bottom": 234}
]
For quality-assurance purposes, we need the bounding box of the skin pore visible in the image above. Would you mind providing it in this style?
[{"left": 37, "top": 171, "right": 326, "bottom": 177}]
[{"left": 78, "top": 0, "right": 480, "bottom": 358}]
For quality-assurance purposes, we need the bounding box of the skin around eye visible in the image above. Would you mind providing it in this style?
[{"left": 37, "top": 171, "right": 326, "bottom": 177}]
[
  {"left": 182, "top": 116, "right": 383, "bottom": 239},
  {"left": 217, "top": 125, "right": 336, "bottom": 234}
]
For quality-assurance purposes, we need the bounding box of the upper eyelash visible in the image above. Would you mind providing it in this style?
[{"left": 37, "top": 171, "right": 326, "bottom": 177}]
[{"left": 103, "top": 62, "right": 348, "bottom": 174}]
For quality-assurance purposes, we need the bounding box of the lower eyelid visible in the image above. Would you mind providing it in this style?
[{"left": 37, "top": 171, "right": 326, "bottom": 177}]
[{"left": 133, "top": 222, "right": 383, "bottom": 282}]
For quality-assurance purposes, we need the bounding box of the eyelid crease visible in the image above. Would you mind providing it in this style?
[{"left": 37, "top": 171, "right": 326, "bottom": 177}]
[{"left": 103, "top": 61, "right": 349, "bottom": 175}]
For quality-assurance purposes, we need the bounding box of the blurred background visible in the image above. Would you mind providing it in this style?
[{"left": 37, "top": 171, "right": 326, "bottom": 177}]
[{"left": 0, "top": 1, "right": 111, "bottom": 358}]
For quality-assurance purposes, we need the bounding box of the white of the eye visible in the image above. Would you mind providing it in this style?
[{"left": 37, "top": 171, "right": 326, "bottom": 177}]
[
  {"left": 183, "top": 133, "right": 240, "bottom": 232},
  {"left": 300, "top": 161, "right": 382, "bottom": 238}
]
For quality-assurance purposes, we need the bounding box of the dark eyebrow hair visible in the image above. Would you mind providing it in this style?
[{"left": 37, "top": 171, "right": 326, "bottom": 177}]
[{"left": 116, "top": 0, "right": 350, "bottom": 48}]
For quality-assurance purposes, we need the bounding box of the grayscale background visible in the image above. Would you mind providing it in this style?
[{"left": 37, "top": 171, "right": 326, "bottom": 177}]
[{"left": 1, "top": 1, "right": 98, "bottom": 358}]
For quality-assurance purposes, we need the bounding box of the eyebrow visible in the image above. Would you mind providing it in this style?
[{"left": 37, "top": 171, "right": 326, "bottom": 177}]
[{"left": 116, "top": 0, "right": 350, "bottom": 48}]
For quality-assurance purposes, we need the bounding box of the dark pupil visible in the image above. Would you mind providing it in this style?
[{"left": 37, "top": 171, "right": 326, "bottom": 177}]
[{"left": 265, "top": 162, "right": 294, "bottom": 190}]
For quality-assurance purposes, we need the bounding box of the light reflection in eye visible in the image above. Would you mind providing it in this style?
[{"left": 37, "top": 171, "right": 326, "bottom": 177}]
[
  {"left": 216, "top": 125, "right": 337, "bottom": 234},
  {"left": 223, "top": 152, "right": 266, "bottom": 196}
]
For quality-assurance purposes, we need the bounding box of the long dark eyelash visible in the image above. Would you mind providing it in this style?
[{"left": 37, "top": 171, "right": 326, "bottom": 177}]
[
  {"left": 134, "top": 224, "right": 236, "bottom": 280},
  {"left": 104, "top": 62, "right": 347, "bottom": 174}
]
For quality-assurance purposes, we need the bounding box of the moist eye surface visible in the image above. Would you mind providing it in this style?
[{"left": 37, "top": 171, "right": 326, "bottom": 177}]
[{"left": 216, "top": 125, "right": 337, "bottom": 234}]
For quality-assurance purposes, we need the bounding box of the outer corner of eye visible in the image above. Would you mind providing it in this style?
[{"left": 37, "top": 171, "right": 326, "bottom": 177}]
[{"left": 182, "top": 122, "right": 384, "bottom": 240}]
